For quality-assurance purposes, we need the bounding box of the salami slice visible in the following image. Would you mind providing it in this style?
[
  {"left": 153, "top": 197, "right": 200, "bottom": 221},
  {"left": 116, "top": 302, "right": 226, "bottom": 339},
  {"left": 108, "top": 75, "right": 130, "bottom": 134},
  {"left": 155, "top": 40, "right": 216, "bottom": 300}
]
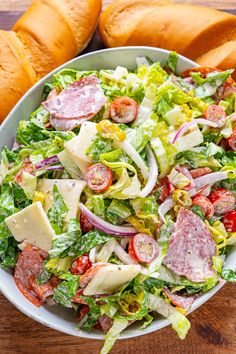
[
  {"left": 14, "top": 245, "right": 58, "bottom": 307},
  {"left": 163, "top": 208, "right": 216, "bottom": 283},
  {"left": 163, "top": 287, "right": 195, "bottom": 310},
  {"left": 43, "top": 76, "right": 106, "bottom": 131}
]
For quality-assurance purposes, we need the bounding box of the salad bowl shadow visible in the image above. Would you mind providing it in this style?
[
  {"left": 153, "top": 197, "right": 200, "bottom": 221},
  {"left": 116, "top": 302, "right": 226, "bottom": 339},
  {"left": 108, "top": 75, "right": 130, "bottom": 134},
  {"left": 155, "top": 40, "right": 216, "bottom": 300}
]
[{"left": 0, "top": 47, "right": 234, "bottom": 340}]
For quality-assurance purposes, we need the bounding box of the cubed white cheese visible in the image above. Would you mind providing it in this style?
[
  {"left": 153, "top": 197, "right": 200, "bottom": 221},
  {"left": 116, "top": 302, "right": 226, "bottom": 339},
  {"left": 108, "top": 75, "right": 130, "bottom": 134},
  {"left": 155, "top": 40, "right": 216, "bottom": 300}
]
[
  {"left": 57, "top": 150, "right": 82, "bottom": 178},
  {"left": 64, "top": 121, "right": 97, "bottom": 174},
  {"left": 37, "top": 179, "right": 86, "bottom": 222},
  {"left": 5, "top": 201, "right": 55, "bottom": 252},
  {"left": 174, "top": 127, "right": 204, "bottom": 152},
  {"left": 83, "top": 264, "right": 141, "bottom": 296}
]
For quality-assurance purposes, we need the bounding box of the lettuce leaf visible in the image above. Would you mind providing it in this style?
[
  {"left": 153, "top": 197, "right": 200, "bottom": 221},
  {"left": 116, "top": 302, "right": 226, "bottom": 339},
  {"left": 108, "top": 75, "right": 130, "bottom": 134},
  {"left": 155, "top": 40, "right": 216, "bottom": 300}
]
[
  {"left": 86, "top": 134, "right": 114, "bottom": 162},
  {"left": 47, "top": 184, "right": 69, "bottom": 234},
  {"left": 165, "top": 51, "right": 178, "bottom": 74},
  {"left": 53, "top": 275, "right": 79, "bottom": 307},
  {"left": 100, "top": 319, "right": 128, "bottom": 354},
  {"left": 191, "top": 69, "right": 234, "bottom": 98},
  {"left": 220, "top": 269, "right": 236, "bottom": 282},
  {"left": 49, "top": 219, "right": 81, "bottom": 258},
  {"left": 148, "top": 294, "right": 190, "bottom": 339}
]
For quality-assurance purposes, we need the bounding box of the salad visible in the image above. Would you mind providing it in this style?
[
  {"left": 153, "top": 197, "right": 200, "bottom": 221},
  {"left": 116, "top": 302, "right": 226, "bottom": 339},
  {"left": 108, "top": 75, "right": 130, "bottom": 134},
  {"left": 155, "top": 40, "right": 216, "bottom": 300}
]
[{"left": 1, "top": 52, "right": 236, "bottom": 353}]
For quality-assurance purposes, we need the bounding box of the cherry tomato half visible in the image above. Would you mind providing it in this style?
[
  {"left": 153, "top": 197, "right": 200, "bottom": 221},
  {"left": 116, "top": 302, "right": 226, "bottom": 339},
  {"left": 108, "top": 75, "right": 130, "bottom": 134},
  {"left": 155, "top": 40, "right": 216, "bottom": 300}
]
[
  {"left": 209, "top": 188, "right": 236, "bottom": 215},
  {"left": 227, "top": 127, "right": 236, "bottom": 151},
  {"left": 128, "top": 233, "right": 159, "bottom": 263},
  {"left": 80, "top": 212, "right": 94, "bottom": 233},
  {"left": 192, "top": 195, "right": 214, "bottom": 218},
  {"left": 205, "top": 105, "right": 226, "bottom": 128},
  {"left": 110, "top": 96, "right": 138, "bottom": 124},
  {"left": 85, "top": 163, "right": 112, "bottom": 192},
  {"left": 71, "top": 254, "right": 92, "bottom": 275},
  {"left": 189, "top": 167, "right": 212, "bottom": 179},
  {"left": 222, "top": 210, "right": 236, "bottom": 233}
]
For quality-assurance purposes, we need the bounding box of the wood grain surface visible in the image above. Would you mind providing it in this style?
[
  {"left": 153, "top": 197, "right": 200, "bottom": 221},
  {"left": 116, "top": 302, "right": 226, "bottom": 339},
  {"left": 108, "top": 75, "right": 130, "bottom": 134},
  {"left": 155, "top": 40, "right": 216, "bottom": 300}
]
[{"left": 0, "top": 1, "right": 236, "bottom": 354}]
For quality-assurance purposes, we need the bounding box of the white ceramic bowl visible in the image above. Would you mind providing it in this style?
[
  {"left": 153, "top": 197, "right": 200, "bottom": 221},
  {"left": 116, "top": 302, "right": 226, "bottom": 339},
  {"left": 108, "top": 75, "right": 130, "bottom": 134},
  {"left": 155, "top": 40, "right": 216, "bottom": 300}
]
[{"left": 0, "top": 47, "right": 235, "bottom": 340}]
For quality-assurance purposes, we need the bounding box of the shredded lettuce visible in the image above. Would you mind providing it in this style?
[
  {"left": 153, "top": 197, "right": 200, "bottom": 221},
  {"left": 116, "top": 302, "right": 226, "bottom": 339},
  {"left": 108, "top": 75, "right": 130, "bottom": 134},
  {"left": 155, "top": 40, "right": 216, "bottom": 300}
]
[
  {"left": 148, "top": 294, "right": 190, "bottom": 339},
  {"left": 47, "top": 185, "right": 69, "bottom": 234},
  {"left": 165, "top": 51, "right": 178, "bottom": 74},
  {"left": 100, "top": 319, "right": 128, "bottom": 354}
]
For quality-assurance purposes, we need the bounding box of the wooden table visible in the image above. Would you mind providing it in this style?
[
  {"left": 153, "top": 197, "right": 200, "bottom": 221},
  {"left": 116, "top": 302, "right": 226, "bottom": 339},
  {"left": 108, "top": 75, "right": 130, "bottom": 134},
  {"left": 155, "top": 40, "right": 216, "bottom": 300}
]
[{"left": 0, "top": 1, "right": 236, "bottom": 353}]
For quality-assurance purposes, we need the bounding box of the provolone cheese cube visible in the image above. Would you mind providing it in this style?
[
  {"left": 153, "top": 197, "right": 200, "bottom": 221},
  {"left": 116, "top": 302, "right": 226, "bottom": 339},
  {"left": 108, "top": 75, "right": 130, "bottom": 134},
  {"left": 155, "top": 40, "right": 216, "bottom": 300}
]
[
  {"left": 64, "top": 121, "right": 97, "bottom": 174},
  {"left": 37, "top": 179, "right": 86, "bottom": 222},
  {"left": 83, "top": 264, "right": 141, "bottom": 296},
  {"left": 5, "top": 201, "right": 55, "bottom": 252}
]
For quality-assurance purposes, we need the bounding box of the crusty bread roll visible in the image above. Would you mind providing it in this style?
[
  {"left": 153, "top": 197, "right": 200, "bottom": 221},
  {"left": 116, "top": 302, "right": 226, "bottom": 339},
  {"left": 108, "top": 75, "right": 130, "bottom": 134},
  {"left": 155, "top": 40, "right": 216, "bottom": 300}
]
[
  {"left": 197, "top": 41, "right": 236, "bottom": 80},
  {"left": 99, "top": 4, "right": 236, "bottom": 60},
  {"left": 0, "top": 0, "right": 101, "bottom": 122},
  {"left": 0, "top": 30, "right": 37, "bottom": 122},
  {"left": 13, "top": 0, "right": 102, "bottom": 79},
  {"left": 99, "top": 0, "right": 170, "bottom": 48}
]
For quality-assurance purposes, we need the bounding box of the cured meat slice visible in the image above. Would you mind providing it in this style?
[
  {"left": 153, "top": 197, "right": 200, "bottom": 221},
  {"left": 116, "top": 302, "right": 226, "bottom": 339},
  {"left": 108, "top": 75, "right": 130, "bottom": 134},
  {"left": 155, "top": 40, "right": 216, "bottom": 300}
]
[
  {"left": 163, "top": 287, "right": 195, "bottom": 310},
  {"left": 43, "top": 76, "right": 106, "bottom": 131},
  {"left": 14, "top": 244, "right": 58, "bottom": 306},
  {"left": 163, "top": 208, "right": 216, "bottom": 283}
]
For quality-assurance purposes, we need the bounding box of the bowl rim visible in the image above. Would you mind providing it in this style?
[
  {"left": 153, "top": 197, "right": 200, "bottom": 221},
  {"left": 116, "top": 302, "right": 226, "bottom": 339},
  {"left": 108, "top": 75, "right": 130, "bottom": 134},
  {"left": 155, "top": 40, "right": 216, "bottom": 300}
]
[{"left": 0, "top": 46, "right": 228, "bottom": 341}]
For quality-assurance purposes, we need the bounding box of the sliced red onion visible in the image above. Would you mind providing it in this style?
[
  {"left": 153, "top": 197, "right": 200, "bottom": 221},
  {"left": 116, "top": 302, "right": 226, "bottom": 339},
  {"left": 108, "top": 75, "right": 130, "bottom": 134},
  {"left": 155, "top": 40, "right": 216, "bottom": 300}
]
[
  {"left": 158, "top": 197, "right": 174, "bottom": 223},
  {"left": 116, "top": 140, "right": 149, "bottom": 180},
  {"left": 35, "top": 155, "right": 60, "bottom": 169},
  {"left": 172, "top": 119, "right": 217, "bottom": 144},
  {"left": 45, "top": 165, "right": 64, "bottom": 171},
  {"left": 193, "top": 171, "right": 228, "bottom": 190},
  {"left": 139, "top": 146, "right": 158, "bottom": 198},
  {"left": 79, "top": 203, "right": 137, "bottom": 237},
  {"left": 114, "top": 241, "right": 137, "bottom": 265}
]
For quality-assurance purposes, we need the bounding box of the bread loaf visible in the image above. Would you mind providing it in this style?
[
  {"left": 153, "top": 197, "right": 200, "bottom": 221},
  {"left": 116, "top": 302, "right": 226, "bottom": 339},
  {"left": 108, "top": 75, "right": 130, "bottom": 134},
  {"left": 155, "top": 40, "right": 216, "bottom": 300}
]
[
  {"left": 99, "top": 3, "right": 236, "bottom": 60},
  {"left": 0, "top": 0, "right": 102, "bottom": 122},
  {"left": 99, "top": 0, "right": 170, "bottom": 48},
  {"left": 197, "top": 41, "right": 236, "bottom": 79},
  {"left": 0, "top": 30, "right": 37, "bottom": 122}
]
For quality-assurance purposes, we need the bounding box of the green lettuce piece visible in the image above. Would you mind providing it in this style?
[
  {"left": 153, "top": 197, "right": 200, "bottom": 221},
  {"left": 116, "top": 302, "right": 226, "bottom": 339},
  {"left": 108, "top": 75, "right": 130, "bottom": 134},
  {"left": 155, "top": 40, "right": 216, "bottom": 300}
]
[
  {"left": 53, "top": 275, "right": 79, "bottom": 307},
  {"left": 91, "top": 195, "right": 106, "bottom": 219},
  {"left": 101, "top": 157, "right": 141, "bottom": 199},
  {"left": 77, "top": 296, "right": 101, "bottom": 331},
  {"left": 191, "top": 69, "right": 234, "bottom": 98},
  {"left": 49, "top": 219, "right": 81, "bottom": 258},
  {"left": 68, "top": 230, "right": 112, "bottom": 257},
  {"left": 100, "top": 319, "right": 129, "bottom": 354},
  {"left": 154, "top": 81, "right": 192, "bottom": 117},
  {"left": 0, "top": 184, "right": 20, "bottom": 269},
  {"left": 45, "top": 256, "right": 75, "bottom": 275},
  {"left": 175, "top": 150, "right": 221, "bottom": 169},
  {"left": 47, "top": 185, "right": 69, "bottom": 234},
  {"left": 52, "top": 69, "right": 77, "bottom": 89},
  {"left": 21, "top": 172, "right": 37, "bottom": 200},
  {"left": 148, "top": 294, "right": 190, "bottom": 339},
  {"left": 36, "top": 260, "right": 52, "bottom": 285},
  {"left": 165, "top": 51, "right": 178, "bottom": 74},
  {"left": 212, "top": 255, "right": 225, "bottom": 273},
  {"left": 86, "top": 134, "right": 114, "bottom": 162},
  {"left": 136, "top": 61, "right": 167, "bottom": 87},
  {"left": 107, "top": 199, "right": 131, "bottom": 219},
  {"left": 220, "top": 269, "right": 236, "bottom": 282},
  {"left": 130, "top": 119, "right": 157, "bottom": 153}
]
